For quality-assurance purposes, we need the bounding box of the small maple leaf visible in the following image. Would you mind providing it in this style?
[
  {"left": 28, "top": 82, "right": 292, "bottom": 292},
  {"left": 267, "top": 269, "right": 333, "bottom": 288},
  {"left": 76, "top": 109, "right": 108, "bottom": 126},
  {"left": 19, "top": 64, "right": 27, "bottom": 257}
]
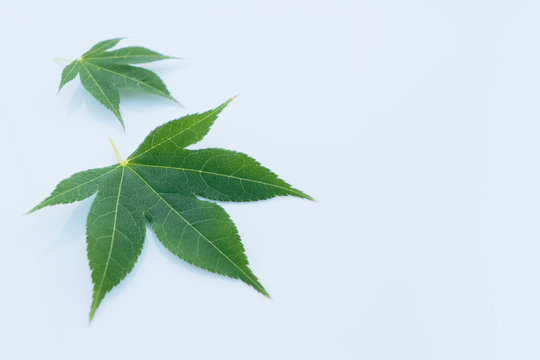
[
  {"left": 28, "top": 98, "right": 313, "bottom": 321},
  {"left": 57, "top": 38, "right": 178, "bottom": 128}
]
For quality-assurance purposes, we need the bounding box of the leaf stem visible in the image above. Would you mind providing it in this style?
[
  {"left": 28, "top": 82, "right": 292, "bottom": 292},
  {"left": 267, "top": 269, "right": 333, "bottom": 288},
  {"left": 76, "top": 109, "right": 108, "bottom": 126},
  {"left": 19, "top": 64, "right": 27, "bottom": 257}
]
[
  {"left": 108, "top": 136, "right": 126, "bottom": 165},
  {"left": 53, "top": 57, "right": 73, "bottom": 63}
]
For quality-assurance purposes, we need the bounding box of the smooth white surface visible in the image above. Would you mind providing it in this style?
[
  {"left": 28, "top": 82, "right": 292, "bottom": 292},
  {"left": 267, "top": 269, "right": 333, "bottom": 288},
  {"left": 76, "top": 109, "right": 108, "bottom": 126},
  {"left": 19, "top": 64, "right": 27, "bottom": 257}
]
[{"left": 1, "top": 1, "right": 539, "bottom": 359}]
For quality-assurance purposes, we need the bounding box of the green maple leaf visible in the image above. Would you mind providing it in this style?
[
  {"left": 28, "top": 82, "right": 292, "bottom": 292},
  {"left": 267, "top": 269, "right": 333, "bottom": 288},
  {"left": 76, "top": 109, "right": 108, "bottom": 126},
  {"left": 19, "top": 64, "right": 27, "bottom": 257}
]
[
  {"left": 28, "top": 98, "right": 313, "bottom": 321},
  {"left": 57, "top": 38, "right": 178, "bottom": 128}
]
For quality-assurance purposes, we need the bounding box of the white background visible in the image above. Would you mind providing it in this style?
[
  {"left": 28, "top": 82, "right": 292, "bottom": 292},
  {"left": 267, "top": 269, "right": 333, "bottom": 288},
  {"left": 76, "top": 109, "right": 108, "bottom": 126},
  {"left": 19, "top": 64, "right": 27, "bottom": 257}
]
[{"left": 1, "top": 1, "right": 539, "bottom": 359}]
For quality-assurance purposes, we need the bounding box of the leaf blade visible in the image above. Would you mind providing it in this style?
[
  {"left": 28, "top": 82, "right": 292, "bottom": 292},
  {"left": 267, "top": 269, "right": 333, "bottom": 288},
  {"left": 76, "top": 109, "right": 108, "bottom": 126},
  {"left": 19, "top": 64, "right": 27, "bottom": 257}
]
[
  {"left": 57, "top": 38, "right": 177, "bottom": 127},
  {"left": 87, "top": 167, "right": 146, "bottom": 321},
  {"left": 84, "top": 61, "right": 176, "bottom": 102},
  {"left": 78, "top": 60, "right": 123, "bottom": 126},
  {"left": 83, "top": 38, "right": 123, "bottom": 57},
  {"left": 27, "top": 165, "right": 119, "bottom": 214},
  {"left": 129, "top": 149, "right": 312, "bottom": 201},
  {"left": 128, "top": 166, "right": 268, "bottom": 296},
  {"left": 129, "top": 97, "right": 234, "bottom": 160},
  {"left": 58, "top": 60, "right": 80, "bottom": 92},
  {"left": 86, "top": 46, "right": 174, "bottom": 64}
]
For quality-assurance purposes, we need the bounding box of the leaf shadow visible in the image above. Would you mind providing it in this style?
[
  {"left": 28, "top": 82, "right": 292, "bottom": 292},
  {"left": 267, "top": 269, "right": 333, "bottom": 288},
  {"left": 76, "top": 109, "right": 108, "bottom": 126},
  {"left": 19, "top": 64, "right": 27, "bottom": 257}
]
[
  {"left": 117, "top": 61, "right": 189, "bottom": 113},
  {"left": 120, "top": 90, "right": 184, "bottom": 113},
  {"left": 37, "top": 198, "right": 93, "bottom": 259},
  {"left": 142, "top": 57, "right": 191, "bottom": 74},
  {"left": 37, "top": 197, "right": 147, "bottom": 301},
  {"left": 64, "top": 83, "right": 184, "bottom": 129},
  {"left": 65, "top": 86, "right": 120, "bottom": 129}
]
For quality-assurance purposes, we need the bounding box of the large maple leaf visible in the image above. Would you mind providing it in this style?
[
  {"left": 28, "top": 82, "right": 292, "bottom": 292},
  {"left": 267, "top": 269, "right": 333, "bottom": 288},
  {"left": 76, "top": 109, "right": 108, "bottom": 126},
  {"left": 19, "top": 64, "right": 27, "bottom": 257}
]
[
  {"left": 58, "top": 38, "right": 178, "bottom": 128},
  {"left": 29, "top": 98, "right": 312, "bottom": 321}
]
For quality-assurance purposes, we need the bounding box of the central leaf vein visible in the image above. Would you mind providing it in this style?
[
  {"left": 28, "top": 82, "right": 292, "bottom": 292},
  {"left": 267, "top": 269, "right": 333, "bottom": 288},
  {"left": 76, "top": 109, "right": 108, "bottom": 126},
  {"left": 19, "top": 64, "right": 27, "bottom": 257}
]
[{"left": 94, "top": 166, "right": 125, "bottom": 304}]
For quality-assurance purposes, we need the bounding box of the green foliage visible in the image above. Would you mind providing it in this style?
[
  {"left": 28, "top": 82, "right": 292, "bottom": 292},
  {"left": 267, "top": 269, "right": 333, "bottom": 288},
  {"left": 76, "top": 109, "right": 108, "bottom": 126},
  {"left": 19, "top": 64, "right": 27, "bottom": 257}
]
[
  {"left": 58, "top": 38, "right": 178, "bottom": 128},
  {"left": 29, "top": 99, "right": 312, "bottom": 321}
]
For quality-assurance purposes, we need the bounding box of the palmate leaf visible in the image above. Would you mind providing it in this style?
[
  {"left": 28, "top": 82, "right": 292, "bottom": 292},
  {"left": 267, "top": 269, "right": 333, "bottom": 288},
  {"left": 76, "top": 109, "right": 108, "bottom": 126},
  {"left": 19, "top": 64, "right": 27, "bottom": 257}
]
[
  {"left": 58, "top": 38, "right": 178, "bottom": 128},
  {"left": 29, "top": 98, "right": 313, "bottom": 321}
]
